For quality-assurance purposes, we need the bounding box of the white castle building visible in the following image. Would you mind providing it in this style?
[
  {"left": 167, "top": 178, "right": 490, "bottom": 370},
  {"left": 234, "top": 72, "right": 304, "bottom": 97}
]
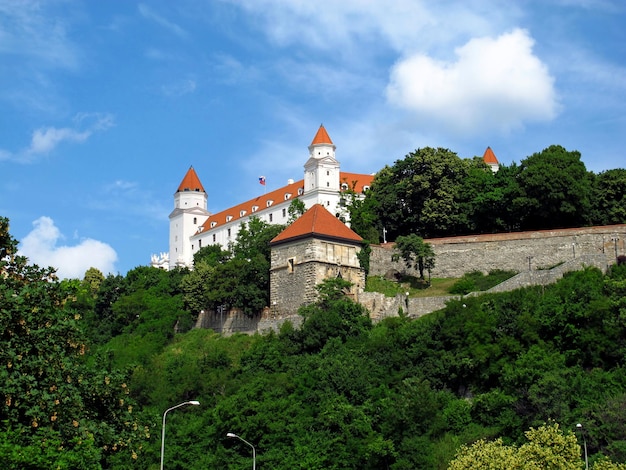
[
  {"left": 151, "top": 124, "right": 500, "bottom": 271},
  {"left": 151, "top": 125, "right": 375, "bottom": 270}
]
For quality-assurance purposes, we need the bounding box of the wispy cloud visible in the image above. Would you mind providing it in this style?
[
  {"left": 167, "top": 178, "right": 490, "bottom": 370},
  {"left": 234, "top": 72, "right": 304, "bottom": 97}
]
[
  {"left": 18, "top": 216, "right": 118, "bottom": 279},
  {"left": 0, "top": 0, "right": 79, "bottom": 69},
  {"left": 138, "top": 3, "right": 188, "bottom": 38},
  {"left": 0, "top": 113, "right": 115, "bottom": 163}
]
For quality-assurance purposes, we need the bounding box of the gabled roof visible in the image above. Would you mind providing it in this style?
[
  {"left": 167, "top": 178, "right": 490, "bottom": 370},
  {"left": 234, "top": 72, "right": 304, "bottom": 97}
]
[
  {"left": 482, "top": 147, "right": 499, "bottom": 165},
  {"left": 271, "top": 204, "right": 362, "bottom": 245},
  {"left": 310, "top": 124, "right": 333, "bottom": 146},
  {"left": 177, "top": 166, "right": 205, "bottom": 192}
]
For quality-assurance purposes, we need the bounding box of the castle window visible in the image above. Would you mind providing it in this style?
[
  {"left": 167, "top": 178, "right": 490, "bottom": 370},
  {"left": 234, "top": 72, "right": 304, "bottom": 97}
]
[
  {"left": 252, "top": 205, "right": 258, "bottom": 212},
  {"left": 199, "top": 239, "right": 202, "bottom": 248},
  {"left": 282, "top": 208, "right": 286, "bottom": 218},
  {"left": 193, "top": 217, "right": 197, "bottom": 224},
  {"left": 212, "top": 234, "right": 216, "bottom": 242},
  {"left": 211, "top": 221, "right": 217, "bottom": 228},
  {"left": 267, "top": 200, "right": 273, "bottom": 207},
  {"left": 288, "top": 258, "right": 295, "bottom": 273},
  {"left": 327, "top": 171, "right": 329, "bottom": 176},
  {"left": 240, "top": 210, "right": 247, "bottom": 217},
  {"left": 269, "top": 213, "right": 273, "bottom": 222},
  {"left": 341, "top": 183, "right": 348, "bottom": 190},
  {"left": 298, "top": 188, "right": 304, "bottom": 195},
  {"left": 227, "top": 228, "right": 231, "bottom": 237},
  {"left": 284, "top": 193, "right": 291, "bottom": 200},
  {"left": 226, "top": 215, "right": 233, "bottom": 222},
  {"left": 327, "top": 182, "right": 329, "bottom": 187}
]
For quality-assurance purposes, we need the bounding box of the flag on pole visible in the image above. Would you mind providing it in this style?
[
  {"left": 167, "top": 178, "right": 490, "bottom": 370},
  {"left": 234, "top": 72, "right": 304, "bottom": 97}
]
[{"left": 259, "top": 176, "right": 266, "bottom": 186}]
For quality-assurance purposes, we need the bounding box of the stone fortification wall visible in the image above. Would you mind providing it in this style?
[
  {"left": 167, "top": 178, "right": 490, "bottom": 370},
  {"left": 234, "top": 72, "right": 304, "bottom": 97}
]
[
  {"left": 370, "top": 225, "right": 626, "bottom": 279},
  {"left": 196, "top": 225, "right": 625, "bottom": 335}
]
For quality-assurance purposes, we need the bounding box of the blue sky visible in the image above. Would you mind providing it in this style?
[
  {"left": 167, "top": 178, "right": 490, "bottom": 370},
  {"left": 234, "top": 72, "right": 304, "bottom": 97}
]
[{"left": 1, "top": 0, "right": 625, "bottom": 279}]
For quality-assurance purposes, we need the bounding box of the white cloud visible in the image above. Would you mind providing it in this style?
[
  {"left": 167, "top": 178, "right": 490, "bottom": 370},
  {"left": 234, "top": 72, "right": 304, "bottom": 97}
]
[
  {"left": 28, "top": 127, "right": 90, "bottom": 155},
  {"left": 386, "top": 29, "right": 558, "bottom": 134},
  {"left": 18, "top": 217, "right": 118, "bottom": 280},
  {"left": 0, "top": 113, "right": 115, "bottom": 163}
]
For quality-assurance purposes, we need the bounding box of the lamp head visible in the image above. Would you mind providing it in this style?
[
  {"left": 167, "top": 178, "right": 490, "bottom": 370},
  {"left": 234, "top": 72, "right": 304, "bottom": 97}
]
[
  {"left": 188, "top": 400, "right": 200, "bottom": 406},
  {"left": 576, "top": 423, "right": 583, "bottom": 429},
  {"left": 227, "top": 432, "right": 238, "bottom": 438}
]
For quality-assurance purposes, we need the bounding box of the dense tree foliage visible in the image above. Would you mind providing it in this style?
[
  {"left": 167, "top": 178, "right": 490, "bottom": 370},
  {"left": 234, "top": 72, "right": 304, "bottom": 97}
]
[
  {"left": 347, "top": 144, "right": 624, "bottom": 241},
  {"left": 111, "top": 263, "right": 626, "bottom": 469},
  {"left": 0, "top": 217, "right": 150, "bottom": 468},
  {"left": 182, "top": 217, "right": 284, "bottom": 315}
]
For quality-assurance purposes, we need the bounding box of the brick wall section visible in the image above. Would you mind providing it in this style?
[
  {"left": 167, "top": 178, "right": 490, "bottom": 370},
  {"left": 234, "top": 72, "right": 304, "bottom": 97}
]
[{"left": 370, "top": 225, "right": 626, "bottom": 278}]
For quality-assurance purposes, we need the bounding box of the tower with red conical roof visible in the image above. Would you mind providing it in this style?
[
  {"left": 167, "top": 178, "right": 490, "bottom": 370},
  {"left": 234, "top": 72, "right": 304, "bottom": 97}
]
[
  {"left": 301, "top": 124, "right": 341, "bottom": 210},
  {"left": 482, "top": 147, "right": 500, "bottom": 172},
  {"left": 168, "top": 166, "right": 211, "bottom": 269}
]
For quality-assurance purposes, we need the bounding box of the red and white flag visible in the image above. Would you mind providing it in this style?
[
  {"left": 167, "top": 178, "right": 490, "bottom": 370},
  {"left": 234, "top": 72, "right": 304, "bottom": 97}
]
[{"left": 259, "top": 176, "right": 266, "bottom": 186}]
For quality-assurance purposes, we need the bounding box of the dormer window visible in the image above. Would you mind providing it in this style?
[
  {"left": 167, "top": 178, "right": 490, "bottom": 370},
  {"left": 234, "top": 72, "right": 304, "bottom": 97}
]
[
  {"left": 267, "top": 200, "right": 273, "bottom": 207},
  {"left": 226, "top": 215, "right": 233, "bottom": 222},
  {"left": 341, "top": 183, "right": 349, "bottom": 191},
  {"left": 363, "top": 185, "right": 370, "bottom": 193},
  {"left": 252, "top": 205, "right": 258, "bottom": 213},
  {"left": 210, "top": 222, "right": 217, "bottom": 228},
  {"left": 284, "top": 193, "right": 292, "bottom": 200},
  {"left": 298, "top": 188, "right": 303, "bottom": 195},
  {"left": 240, "top": 210, "right": 247, "bottom": 217}
]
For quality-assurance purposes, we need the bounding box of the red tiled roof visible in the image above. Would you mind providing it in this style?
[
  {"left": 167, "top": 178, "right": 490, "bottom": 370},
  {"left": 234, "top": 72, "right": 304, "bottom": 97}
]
[
  {"left": 483, "top": 147, "right": 499, "bottom": 164},
  {"left": 271, "top": 204, "right": 362, "bottom": 245},
  {"left": 177, "top": 166, "right": 205, "bottom": 192},
  {"left": 310, "top": 124, "right": 333, "bottom": 146},
  {"left": 195, "top": 171, "right": 373, "bottom": 234},
  {"left": 340, "top": 172, "right": 374, "bottom": 193}
]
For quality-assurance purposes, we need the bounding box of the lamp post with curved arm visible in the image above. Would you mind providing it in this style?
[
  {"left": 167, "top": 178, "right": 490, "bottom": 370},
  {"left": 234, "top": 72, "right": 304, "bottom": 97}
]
[
  {"left": 227, "top": 432, "right": 256, "bottom": 470},
  {"left": 160, "top": 400, "right": 200, "bottom": 470}
]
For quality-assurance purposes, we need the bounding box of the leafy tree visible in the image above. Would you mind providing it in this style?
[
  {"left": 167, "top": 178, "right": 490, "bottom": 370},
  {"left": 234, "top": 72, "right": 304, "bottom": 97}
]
[
  {"left": 295, "top": 278, "right": 372, "bottom": 353},
  {"left": 287, "top": 198, "right": 307, "bottom": 223},
  {"left": 513, "top": 145, "right": 593, "bottom": 230},
  {"left": 193, "top": 244, "right": 231, "bottom": 266},
  {"left": 0, "top": 217, "right": 148, "bottom": 467},
  {"left": 365, "top": 147, "right": 472, "bottom": 239},
  {"left": 82, "top": 267, "right": 105, "bottom": 296},
  {"left": 233, "top": 216, "right": 285, "bottom": 261},
  {"left": 590, "top": 169, "right": 626, "bottom": 226},
  {"left": 448, "top": 422, "right": 582, "bottom": 469},
  {"left": 181, "top": 218, "right": 284, "bottom": 315},
  {"left": 392, "top": 234, "right": 435, "bottom": 280}
]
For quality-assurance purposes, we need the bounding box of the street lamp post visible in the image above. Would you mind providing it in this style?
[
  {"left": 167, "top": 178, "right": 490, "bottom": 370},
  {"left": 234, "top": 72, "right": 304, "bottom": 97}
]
[
  {"left": 576, "top": 423, "right": 589, "bottom": 470},
  {"left": 160, "top": 400, "right": 200, "bottom": 470},
  {"left": 227, "top": 432, "right": 256, "bottom": 470}
]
